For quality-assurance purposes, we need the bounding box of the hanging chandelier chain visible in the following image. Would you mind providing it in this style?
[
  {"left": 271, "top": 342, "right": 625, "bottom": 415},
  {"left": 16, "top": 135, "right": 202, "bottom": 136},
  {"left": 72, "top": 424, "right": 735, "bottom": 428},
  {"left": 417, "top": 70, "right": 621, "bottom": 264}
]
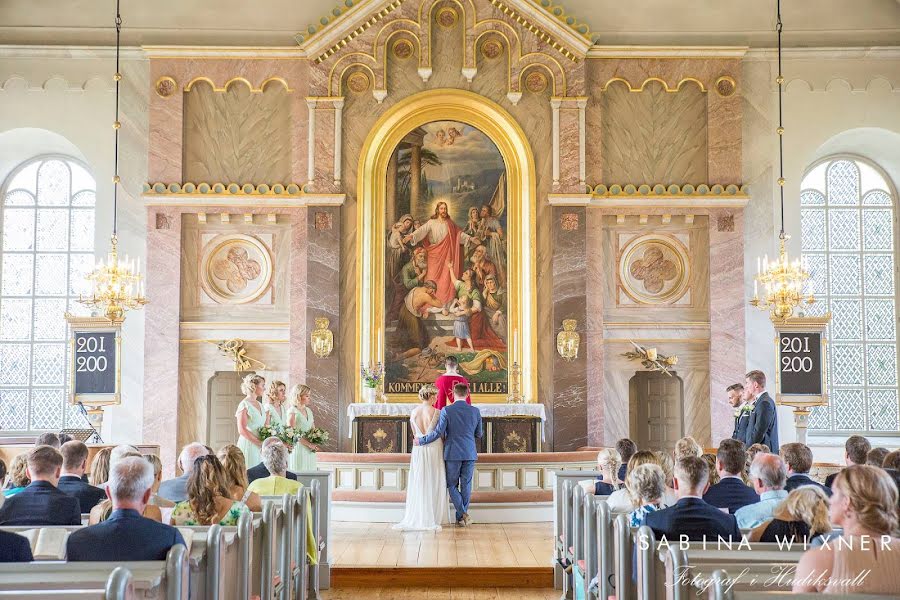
[
  {"left": 776, "top": 0, "right": 785, "bottom": 239},
  {"left": 112, "top": 0, "right": 122, "bottom": 238}
]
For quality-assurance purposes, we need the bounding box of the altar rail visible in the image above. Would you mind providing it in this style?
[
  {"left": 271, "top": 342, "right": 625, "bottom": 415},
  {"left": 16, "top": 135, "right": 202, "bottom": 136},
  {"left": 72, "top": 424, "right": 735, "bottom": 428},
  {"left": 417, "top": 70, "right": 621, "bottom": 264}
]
[{"left": 319, "top": 451, "right": 597, "bottom": 523}]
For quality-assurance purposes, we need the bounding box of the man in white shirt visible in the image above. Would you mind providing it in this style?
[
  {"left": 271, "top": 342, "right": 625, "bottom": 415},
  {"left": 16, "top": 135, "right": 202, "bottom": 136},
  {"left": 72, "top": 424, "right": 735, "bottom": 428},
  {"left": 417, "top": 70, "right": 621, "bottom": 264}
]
[{"left": 734, "top": 453, "right": 789, "bottom": 529}]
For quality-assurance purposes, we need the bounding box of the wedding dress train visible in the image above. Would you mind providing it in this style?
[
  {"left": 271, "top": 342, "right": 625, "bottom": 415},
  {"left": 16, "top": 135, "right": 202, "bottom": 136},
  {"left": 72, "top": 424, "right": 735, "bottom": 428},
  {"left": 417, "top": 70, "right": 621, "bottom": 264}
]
[{"left": 393, "top": 410, "right": 448, "bottom": 531}]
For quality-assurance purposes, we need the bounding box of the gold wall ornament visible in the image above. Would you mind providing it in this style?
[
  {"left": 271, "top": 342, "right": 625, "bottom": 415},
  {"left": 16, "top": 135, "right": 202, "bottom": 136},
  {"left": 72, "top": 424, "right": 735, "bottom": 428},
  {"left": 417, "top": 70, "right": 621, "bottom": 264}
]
[
  {"left": 311, "top": 317, "right": 335, "bottom": 358},
  {"left": 618, "top": 234, "right": 690, "bottom": 305},
  {"left": 346, "top": 71, "right": 371, "bottom": 94},
  {"left": 481, "top": 39, "right": 504, "bottom": 60},
  {"left": 556, "top": 319, "right": 580, "bottom": 361},
  {"left": 436, "top": 7, "right": 459, "bottom": 28},
  {"left": 392, "top": 38, "right": 414, "bottom": 60},
  {"left": 715, "top": 76, "right": 737, "bottom": 97},
  {"left": 622, "top": 340, "right": 678, "bottom": 376},
  {"left": 524, "top": 69, "right": 549, "bottom": 93},
  {"left": 213, "top": 338, "right": 267, "bottom": 372},
  {"left": 155, "top": 76, "right": 177, "bottom": 98}
]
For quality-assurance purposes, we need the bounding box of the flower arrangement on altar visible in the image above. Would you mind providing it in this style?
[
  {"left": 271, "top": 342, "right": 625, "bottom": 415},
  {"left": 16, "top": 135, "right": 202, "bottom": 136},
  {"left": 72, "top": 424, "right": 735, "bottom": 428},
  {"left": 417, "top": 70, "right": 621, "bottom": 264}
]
[
  {"left": 622, "top": 341, "right": 679, "bottom": 376},
  {"left": 360, "top": 363, "right": 383, "bottom": 388},
  {"left": 302, "top": 427, "right": 330, "bottom": 450}
]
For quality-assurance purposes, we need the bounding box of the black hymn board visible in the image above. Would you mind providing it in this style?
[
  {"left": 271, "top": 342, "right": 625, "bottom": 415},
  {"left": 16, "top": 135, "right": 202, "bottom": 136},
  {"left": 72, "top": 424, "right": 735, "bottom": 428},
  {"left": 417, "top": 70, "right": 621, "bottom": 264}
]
[{"left": 67, "top": 316, "right": 121, "bottom": 406}]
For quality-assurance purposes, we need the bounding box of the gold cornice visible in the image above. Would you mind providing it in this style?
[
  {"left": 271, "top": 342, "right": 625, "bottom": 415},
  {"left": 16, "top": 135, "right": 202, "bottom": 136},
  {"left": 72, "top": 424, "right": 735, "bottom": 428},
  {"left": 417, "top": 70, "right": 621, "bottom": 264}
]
[
  {"left": 592, "top": 183, "right": 747, "bottom": 196},
  {"left": 182, "top": 75, "right": 293, "bottom": 93},
  {"left": 307, "top": 0, "right": 404, "bottom": 64},
  {"left": 488, "top": 0, "right": 582, "bottom": 61},
  {"left": 599, "top": 76, "right": 708, "bottom": 93}
]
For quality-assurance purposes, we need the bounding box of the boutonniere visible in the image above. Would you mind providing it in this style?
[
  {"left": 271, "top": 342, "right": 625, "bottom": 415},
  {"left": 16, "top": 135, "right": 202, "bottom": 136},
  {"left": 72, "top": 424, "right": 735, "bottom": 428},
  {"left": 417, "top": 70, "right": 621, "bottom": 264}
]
[{"left": 735, "top": 404, "right": 752, "bottom": 418}]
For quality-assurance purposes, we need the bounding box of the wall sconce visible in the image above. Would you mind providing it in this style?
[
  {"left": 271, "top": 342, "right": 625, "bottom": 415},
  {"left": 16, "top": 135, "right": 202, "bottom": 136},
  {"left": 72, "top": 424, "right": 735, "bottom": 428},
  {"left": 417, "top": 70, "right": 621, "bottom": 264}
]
[
  {"left": 556, "top": 319, "right": 580, "bottom": 361},
  {"left": 311, "top": 317, "right": 334, "bottom": 358}
]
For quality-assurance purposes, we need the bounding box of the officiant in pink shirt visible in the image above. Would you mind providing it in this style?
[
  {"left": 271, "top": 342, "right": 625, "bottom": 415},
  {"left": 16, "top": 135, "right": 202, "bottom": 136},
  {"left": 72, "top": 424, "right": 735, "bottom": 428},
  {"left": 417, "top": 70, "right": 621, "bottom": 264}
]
[{"left": 434, "top": 356, "right": 471, "bottom": 409}]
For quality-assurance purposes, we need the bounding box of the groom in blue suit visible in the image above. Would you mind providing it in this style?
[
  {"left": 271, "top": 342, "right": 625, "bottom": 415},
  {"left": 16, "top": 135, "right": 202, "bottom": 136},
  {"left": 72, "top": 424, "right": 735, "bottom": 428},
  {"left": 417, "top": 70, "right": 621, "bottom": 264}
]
[{"left": 416, "top": 382, "right": 483, "bottom": 526}]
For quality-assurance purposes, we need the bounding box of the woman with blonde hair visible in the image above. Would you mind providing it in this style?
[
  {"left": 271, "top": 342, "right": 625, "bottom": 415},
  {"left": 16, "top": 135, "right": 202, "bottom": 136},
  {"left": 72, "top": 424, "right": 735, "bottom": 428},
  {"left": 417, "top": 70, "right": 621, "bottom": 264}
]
[
  {"left": 287, "top": 383, "right": 318, "bottom": 472},
  {"left": 606, "top": 450, "right": 668, "bottom": 511},
  {"left": 750, "top": 486, "right": 831, "bottom": 543},
  {"left": 594, "top": 448, "right": 622, "bottom": 495},
  {"left": 794, "top": 465, "right": 900, "bottom": 594},
  {"left": 627, "top": 464, "right": 666, "bottom": 526},
  {"left": 674, "top": 436, "right": 702, "bottom": 460},
  {"left": 171, "top": 455, "right": 250, "bottom": 526},
  {"left": 701, "top": 453, "right": 720, "bottom": 486},
  {"left": 217, "top": 444, "right": 262, "bottom": 512},
  {"left": 235, "top": 373, "right": 269, "bottom": 468},
  {"left": 2, "top": 454, "right": 29, "bottom": 497},
  {"left": 89, "top": 447, "right": 111, "bottom": 486},
  {"left": 656, "top": 451, "right": 677, "bottom": 503},
  {"left": 265, "top": 380, "right": 288, "bottom": 427}
]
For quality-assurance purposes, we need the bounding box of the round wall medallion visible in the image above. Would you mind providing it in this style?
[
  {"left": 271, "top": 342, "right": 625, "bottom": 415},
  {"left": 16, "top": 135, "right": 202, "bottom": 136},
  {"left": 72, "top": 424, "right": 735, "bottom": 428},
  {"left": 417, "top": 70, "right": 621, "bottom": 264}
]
[
  {"left": 346, "top": 71, "right": 371, "bottom": 94},
  {"left": 392, "top": 38, "right": 414, "bottom": 60},
  {"left": 715, "top": 76, "right": 737, "bottom": 97},
  {"left": 155, "top": 76, "right": 177, "bottom": 98},
  {"left": 436, "top": 7, "right": 458, "bottom": 28},
  {"left": 481, "top": 39, "right": 504, "bottom": 60},
  {"left": 619, "top": 234, "right": 690, "bottom": 305},
  {"left": 200, "top": 234, "right": 273, "bottom": 304},
  {"left": 524, "top": 70, "right": 548, "bottom": 93}
]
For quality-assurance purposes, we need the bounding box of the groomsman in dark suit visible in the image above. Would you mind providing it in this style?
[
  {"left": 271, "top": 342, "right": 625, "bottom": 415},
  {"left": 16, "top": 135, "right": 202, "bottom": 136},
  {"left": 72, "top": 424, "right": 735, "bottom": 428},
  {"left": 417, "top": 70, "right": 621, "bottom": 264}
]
[
  {"left": 0, "top": 446, "right": 81, "bottom": 526},
  {"left": 703, "top": 439, "right": 759, "bottom": 513},
  {"left": 57, "top": 440, "right": 106, "bottom": 511},
  {"left": 727, "top": 383, "right": 751, "bottom": 442},
  {"left": 743, "top": 370, "right": 779, "bottom": 453},
  {"left": 781, "top": 442, "right": 831, "bottom": 496}
]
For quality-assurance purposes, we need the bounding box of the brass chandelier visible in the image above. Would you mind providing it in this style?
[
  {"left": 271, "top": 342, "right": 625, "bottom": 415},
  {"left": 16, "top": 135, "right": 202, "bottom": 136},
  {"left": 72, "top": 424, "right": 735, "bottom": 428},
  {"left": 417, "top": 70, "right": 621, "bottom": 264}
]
[
  {"left": 749, "top": 0, "right": 814, "bottom": 322},
  {"left": 79, "top": 0, "right": 147, "bottom": 322}
]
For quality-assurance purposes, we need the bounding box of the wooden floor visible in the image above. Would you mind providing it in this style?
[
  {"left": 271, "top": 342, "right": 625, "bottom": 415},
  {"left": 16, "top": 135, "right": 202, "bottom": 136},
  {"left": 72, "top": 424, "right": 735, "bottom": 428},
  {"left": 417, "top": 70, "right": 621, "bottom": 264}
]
[
  {"left": 321, "top": 587, "right": 559, "bottom": 599},
  {"left": 330, "top": 521, "right": 553, "bottom": 568}
]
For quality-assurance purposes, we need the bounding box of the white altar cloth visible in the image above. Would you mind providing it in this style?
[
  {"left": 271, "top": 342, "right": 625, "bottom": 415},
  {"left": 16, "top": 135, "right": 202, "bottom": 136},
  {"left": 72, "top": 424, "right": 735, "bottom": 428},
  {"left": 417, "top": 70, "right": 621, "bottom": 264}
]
[{"left": 346, "top": 402, "right": 547, "bottom": 439}]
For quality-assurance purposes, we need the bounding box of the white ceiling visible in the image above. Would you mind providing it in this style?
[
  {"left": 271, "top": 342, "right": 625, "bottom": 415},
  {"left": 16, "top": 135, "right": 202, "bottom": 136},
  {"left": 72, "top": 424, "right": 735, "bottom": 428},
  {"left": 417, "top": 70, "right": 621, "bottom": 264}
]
[{"left": 0, "top": 0, "right": 898, "bottom": 48}]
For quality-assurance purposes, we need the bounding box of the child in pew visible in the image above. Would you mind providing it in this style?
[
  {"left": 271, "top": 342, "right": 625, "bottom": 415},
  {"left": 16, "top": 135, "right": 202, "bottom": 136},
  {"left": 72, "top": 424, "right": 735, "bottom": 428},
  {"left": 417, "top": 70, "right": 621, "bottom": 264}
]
[{"left": 748, "top": 486, "right": 831, "bottom": 544}]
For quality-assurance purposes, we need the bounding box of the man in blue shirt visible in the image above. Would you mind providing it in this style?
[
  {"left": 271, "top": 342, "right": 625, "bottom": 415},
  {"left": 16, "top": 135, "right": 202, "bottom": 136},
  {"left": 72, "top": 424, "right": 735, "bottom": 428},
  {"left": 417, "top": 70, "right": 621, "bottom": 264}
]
[
  {"left": 735, "top": 453, "right": 789, "bottom": 529},
  {"left": 67, "top": 457, "right": 185, "bottom": 561}
]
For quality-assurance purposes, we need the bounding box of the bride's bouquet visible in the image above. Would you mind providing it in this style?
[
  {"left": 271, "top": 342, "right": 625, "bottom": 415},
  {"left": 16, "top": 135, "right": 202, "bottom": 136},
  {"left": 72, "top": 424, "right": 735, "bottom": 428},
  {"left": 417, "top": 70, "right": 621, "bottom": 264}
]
[{"left": 301, "top": 427, "right": 330, "bottom": 451}]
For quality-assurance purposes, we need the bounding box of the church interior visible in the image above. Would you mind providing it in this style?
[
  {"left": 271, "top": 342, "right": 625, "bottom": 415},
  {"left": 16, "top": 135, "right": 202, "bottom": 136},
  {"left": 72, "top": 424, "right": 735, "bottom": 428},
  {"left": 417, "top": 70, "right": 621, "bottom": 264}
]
[{"left": 1, "top": 0, "right": 900, "bottom": 597}]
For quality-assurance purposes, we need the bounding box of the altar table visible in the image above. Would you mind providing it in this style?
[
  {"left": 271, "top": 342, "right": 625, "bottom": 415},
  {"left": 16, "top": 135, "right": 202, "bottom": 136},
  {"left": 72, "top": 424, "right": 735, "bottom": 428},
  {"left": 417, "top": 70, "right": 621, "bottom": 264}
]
[{"left": 346, "top": 403, "right": 546, "bottom": 454}]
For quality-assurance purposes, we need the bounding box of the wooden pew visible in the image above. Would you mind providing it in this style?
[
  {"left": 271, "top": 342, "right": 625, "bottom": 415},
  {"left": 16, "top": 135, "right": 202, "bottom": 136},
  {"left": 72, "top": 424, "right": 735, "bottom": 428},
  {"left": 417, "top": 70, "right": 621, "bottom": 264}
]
[
  {"left": 0, "top": 566, "right": 135, "bottom": 600},
  {"left": 295, "top": 471, "right": 331, "bottom": 591},
  {"left": 180, "top": 511, "right": 253, "bottom": 600},
  {"left": 0, "top": 544, "right": 188, "bottom": 600},
  {"left": 553, "top": 469, "right": 603, "bottom": 590},
  {"left": 707, "top": 569, "right": 891, "bottom": 600}
]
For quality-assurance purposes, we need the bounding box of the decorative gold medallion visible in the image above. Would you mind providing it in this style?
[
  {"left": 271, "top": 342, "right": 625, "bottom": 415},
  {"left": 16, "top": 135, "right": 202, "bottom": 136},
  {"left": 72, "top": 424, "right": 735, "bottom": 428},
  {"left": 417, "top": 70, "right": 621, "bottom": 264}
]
[
  {"left": 715, "top": 76, "right": 737, "bottom": 97},
  {"left": 436, "top": 7, "right": 458, "bottom": 28},
  {"left": 481, "top": 39, "right": 504, "bottom": 60},
  {"left": 619, "top": 234, "right": 690, "bottom": 305},
  {"left": 200, "top": 234, "right": 273, "bottom": 304},
  {"left": 154, "top": 76, "right": 176, "bottom": 98},
  {"left": 392, "top": 39, "right": 414, "bottom": 60},
  {"left": 502, "top": 431, "right": 526, "bottom": 453},
  {"left": 524, "top": 70, "right": 548, "bottom": 94},
  {"left": 346, "top": 71, "right": 371, "bottom": 94}
]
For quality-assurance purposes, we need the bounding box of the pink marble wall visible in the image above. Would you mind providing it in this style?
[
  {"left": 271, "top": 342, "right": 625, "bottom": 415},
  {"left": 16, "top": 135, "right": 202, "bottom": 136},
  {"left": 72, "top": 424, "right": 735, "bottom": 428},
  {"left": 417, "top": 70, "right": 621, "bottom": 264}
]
[
  {"left": 585, "top": 209, "right": 607, "bottom": 446},
  {"left": 557, "top": 100, "right": 582, "bottom": 193},
  {"left": 148, "top": 62, "right": 183, "bottom": 183},
  {"left": 708, "top": 208, "right": 746, "bottom": 443},
  {"left": 143, "top": 207, "right": 184, "bottom": 477},
  {"left": 289, "top": 209, "right": 309, "bottom": 384}
]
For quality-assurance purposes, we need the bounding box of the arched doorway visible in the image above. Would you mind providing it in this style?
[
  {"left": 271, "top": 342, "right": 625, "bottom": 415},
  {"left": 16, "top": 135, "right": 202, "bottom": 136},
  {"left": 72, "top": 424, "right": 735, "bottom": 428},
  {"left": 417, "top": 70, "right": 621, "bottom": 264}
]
[
  {"left": 355, "top": 89, "right": 537, "bottom": 402},
  {"left": 629, "top": 371, "right": 685, "bottom": 452}
]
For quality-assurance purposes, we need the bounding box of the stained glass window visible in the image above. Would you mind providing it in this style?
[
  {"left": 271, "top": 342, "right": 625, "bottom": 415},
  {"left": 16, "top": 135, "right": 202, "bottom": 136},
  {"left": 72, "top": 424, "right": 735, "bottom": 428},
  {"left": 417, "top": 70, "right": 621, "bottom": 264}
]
[
  {"left": 801, "top": 158, "right": 900, "bottom": 433},
  {"left": 0, "top": 157, "right": 95, "bottom": 432}
]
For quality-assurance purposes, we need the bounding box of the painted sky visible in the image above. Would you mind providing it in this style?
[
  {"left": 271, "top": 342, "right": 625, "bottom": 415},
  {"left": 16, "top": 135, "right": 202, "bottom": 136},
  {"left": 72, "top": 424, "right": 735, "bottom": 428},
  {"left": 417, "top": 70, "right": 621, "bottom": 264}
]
[{"left": 420, "top": 121, "right": 504, "bottom": 181}]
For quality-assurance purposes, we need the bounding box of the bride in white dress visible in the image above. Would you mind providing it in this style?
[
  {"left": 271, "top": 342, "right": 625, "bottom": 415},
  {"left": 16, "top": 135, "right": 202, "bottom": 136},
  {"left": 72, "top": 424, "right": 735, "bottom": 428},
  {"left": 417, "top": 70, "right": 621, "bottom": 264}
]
[{"left": 394, "top": 384, "right": 448, "bottom": 531}]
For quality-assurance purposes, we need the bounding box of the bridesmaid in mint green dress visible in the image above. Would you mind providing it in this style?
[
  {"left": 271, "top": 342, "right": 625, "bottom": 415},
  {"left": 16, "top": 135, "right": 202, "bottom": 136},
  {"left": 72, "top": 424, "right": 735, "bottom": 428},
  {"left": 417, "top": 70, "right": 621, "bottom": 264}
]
[
  {"left": 235, "top": 374, "right": 269, "bottom": 468},
  {"left": 265, "top": 380, "right": 288, "bottom": 427},
  {"left": 288, "top": 384, "right": 318, "bottom": 472}
]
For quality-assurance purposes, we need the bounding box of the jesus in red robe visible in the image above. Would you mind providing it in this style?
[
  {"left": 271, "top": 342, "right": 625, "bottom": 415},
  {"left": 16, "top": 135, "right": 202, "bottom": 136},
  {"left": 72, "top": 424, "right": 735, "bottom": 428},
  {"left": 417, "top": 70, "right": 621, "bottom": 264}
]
[{"left": 406, "top": 201, "right": 477, "bottom": 304}]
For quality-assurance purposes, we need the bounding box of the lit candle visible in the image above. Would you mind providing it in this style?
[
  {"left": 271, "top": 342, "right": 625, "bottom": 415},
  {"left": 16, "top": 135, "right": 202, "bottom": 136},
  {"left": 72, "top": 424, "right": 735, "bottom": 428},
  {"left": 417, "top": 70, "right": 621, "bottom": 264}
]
[{"left": 754, "top": 279, "right": 758, "bottom": 298}]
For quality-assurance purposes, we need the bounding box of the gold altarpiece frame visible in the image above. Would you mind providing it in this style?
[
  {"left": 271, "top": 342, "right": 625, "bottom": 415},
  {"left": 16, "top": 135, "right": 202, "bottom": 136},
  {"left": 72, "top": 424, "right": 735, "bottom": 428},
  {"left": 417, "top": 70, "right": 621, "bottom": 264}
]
[{"left": 356, "top": 89, "right": 537, "bottom": 403}]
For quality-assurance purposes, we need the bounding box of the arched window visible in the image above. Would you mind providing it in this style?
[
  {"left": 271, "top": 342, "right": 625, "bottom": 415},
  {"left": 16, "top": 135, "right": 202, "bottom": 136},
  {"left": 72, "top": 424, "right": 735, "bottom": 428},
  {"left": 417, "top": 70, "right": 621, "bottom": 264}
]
[
  {"left": 801, "top": 157, "right": 899, "bottom": 434},
  {"left": 0, "top": 157, "right": 96, "bottom": 432}
]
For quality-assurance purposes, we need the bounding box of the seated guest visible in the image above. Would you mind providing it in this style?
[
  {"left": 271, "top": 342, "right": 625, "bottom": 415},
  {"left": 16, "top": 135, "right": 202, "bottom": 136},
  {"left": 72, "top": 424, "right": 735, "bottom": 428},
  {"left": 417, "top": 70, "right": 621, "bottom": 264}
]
[
  {"left": 593, "top": 448, "right": 622, "bottom": 495},
  {"left": 607, "top": 450, "right": 669, "bottom": 512},
  {"left": 746, "top": 443, "right": 769, "bottom": 465},
  {"left": 735, "top": 453, "right": 788, "bottom": 529},
  {"left": 67, "top": 457, "right": 185, "bottom": 561},
  {"left": 794, "top": 465, "right": 900, "bottom": 594},
  {"left": 627, "top": 464, "right": 666, "bottom": 526},
  {"left": 35, "top": 432, "right": 60, "bottom": 448},
  {"left": 248, "top": 436, "right": 299, "bottom": 483},
  {"left": 57, "top": 433, "right": 73, "bottom": 446},
  {"left": 781, "top": 442, "right": 832, "bottom": 496},
  {"left": 157, "top": 442, "right": 210, "bottom": 502},
  {"left": 615, "top": 438, "right": 637, "bottom": 482},
  {"left": 88, "top": 447, "right": 111, "bottom": 486},
  {"left": 145, "top": 455, "right": 175, "bottom": 508},
  {"left": 824, "top": 435, "right": 870, "bottom": 488},
  {"left": 867, "top": 447, "right": 890, "bottom": 468},
  {"left": 701, "top": 453, "right": 720, "bottom": 486},
  {"left": 0, "top": 446, "right": 80, "bottom": 526},
  {"left": 674, "top": 436, "right": 702, "bottom": 461},
  {"left": 3, "top": 454, "right": 29, "bottom": 497},
  {"left": 57, "top": 441, "right": 106, "bottom": 511},
  {"left": 171, "top": 455, "right": 251, "bottom": 526},
  {"left": 656, "top": 451, "right": 676, "bottom": 503},
  {"left": 749, "top": 486, "right": 831, "bottom": 543},
  {"left": 217, "top": 444, "right": 262, "bottom": 512},
  {"left": 0, "top": 530, "right": 32, "bottom": 562},
  {"left": 884, "top": 449, "right": 900, "bottom": 471},
  {"left": 645, "top": 456, "right": 741, "bottom": 542},
  {"left": 247, "top": 442, "right": 302, "bottom": 496},
  {"left": 703, "top": 439, "right": 759, "bottom": 514},
  {"left": 90, "top": 451, "right": 162, "bottom": 524}
]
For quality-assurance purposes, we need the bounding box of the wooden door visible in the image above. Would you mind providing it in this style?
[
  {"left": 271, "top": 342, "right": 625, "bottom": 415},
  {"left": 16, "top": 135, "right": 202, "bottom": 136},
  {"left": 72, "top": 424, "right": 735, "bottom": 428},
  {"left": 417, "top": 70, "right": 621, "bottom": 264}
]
[
  {"left": 207, "top": 371, "right": 248, "bottom": 449},
  {"left": 631, "top": 371, "right": 684, "bottom": 452}
]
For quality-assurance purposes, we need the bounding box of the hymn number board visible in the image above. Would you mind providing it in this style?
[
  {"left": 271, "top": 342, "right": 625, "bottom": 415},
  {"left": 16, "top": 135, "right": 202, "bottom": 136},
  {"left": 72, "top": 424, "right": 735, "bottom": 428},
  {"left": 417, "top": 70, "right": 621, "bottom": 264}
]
[
  {"left": 66, "top": 315, "right": 122, "bottom": 406},
  {"left": 774, "top": 316, "right": 830, "bottom": 407}
]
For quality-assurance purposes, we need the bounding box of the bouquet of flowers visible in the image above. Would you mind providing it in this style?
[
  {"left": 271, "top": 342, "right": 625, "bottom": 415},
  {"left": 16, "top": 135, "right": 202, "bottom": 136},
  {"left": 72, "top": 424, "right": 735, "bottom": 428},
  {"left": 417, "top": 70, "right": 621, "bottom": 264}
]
[
  {"left": 302, "top": 427, "right": 330, "bottom": 450},
  {"left": 360, "top": 363, "right": 383, "bottom": 389},
  {"left": 257, "top": 423, "right": 300, "bottom": 449}
]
